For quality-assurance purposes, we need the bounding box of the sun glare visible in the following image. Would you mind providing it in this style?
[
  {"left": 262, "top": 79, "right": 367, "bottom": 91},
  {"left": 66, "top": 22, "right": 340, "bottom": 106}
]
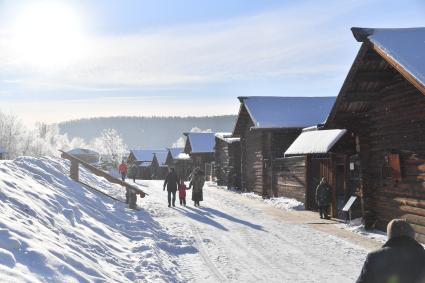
[{"left": 11, "top": 2, "right": 86, "bottom": 69}]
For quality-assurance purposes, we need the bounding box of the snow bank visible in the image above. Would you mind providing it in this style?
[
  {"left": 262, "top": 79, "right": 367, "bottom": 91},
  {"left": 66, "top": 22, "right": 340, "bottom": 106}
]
[
  {"left": 0, "top": 156, "right": 194, "bottom": 282},
  {"left": 337, "top": 218, "right": 387, "bottom": 244},
  {"left": 210, "top": 183, "right": 305, "bottom": 211},
  {"left": 241, "top": 193, "right": 304, "bottom": 211}
]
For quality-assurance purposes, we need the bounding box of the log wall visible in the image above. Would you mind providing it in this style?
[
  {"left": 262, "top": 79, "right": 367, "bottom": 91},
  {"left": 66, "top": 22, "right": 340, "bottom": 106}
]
[
  {"left": 214, "top": 138, "right": 231, "bottom": 186},
  {"left": 228, "top": 141, "right": 241, "bottom": 189},
  {"left": 273, "top": 156, "right": 307, "bottom": 203},
  {"left": 361, "top": 81, "right": 425, "bottom": 240},
  {"left": 243, "top": 129, "right": 264, "bottom": 194}
]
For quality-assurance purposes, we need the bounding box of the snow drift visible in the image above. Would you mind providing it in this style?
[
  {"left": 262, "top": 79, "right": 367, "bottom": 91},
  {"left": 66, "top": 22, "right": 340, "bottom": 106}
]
[{"left": 0, "top": 156, "right": 195, "bottom": 282}]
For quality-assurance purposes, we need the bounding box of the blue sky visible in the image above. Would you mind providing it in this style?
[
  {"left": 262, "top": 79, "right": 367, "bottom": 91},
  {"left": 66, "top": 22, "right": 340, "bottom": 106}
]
[{"left": 1, "top": 0, "right": 425, "bottom": 125}]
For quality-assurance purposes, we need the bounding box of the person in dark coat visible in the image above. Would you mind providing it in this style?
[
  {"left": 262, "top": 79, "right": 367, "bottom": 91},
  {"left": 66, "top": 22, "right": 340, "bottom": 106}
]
[
  {"left": 163, "top": 167, "right": 179, "bottom": 207},
  {"left": 315, "top": 177, "right": 332, "bottom": 219},
  {"left": 189, "top": 168, "right": 205, "bottom": 207},
  {"left": 129, "top": 164, "right": 138, "bottom": 183},
  {"left": 356, "top": 219, "right": 425, "bottom": 283}
]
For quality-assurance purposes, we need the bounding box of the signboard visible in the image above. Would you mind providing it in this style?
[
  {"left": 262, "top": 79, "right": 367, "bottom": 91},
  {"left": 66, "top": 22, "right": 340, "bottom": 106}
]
[{"left": 342, "top": 196, "right": 357, "bottom": 212}]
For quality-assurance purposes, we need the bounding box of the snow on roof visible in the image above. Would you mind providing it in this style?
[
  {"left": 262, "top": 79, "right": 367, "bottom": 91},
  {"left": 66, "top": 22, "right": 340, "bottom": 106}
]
[
  {"left": 239, "top": 96, "right": 336, "bottom": 129},
  {"left": 215, "top": 132, "right": 240, "bottom": 144},
  {"left": 176, "top": 153, "right": 190, "bottom": 160},
  {"left": 130, "top": 149, "right": 166, "bottom": 162},
  {"left": 168, "top": 148, "right": 184, "bottom": 159},
  {"left": 139, "top": 161, "right": 152, "bottom": 167},
  {"left": 352, "top": 27, "right": 425, "bottom": 90},
  {"left": 284, "top": 129, "right": 347, "bottom": 156},
  {"left": 67, "top": 148, "right": 99, "bottom": 156},
  {"left": 184, "top": 132, "right": 216, "bottom": 153},
  {"left": 155, "top": 151, "right": 169, "bottom": 166}
]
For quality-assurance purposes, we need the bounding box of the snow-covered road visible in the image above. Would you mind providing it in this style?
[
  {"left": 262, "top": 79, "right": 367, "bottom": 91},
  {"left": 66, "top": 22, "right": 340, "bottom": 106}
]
[{"left": 138, "top": 180, "right": 379, "bottom": 283}]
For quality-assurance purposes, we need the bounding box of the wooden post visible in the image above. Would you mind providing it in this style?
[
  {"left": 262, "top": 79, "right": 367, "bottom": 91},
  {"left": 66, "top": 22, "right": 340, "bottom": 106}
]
[
  {"left": 305, "top": 155, "right": 310, "bottom": 210},
  {"left": 70, "top": 160, "right": 79, "bottom": 181}
]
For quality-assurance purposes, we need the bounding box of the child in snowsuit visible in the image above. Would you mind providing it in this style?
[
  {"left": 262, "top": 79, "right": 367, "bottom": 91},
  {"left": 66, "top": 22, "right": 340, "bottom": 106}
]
[{"left": 178, "top": 180, "right": 189, "bottom": 206}]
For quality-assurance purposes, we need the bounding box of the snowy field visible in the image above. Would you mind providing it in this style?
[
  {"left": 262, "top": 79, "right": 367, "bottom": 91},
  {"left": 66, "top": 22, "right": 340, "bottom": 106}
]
[{"left": 0, "top": 157, "right": 383, "bottom": 282}]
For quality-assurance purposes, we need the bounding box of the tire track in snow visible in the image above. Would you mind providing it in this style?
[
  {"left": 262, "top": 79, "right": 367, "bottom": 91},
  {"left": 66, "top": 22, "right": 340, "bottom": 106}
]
[{"left": 190, "top": 222, "right": 227, "bottom": 282}]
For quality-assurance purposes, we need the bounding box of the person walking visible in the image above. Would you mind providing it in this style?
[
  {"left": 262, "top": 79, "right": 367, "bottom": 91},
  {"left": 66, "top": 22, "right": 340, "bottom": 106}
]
[
  {"left": 163, "top": 167, "right": 179, "bottom": 207},
  {"left": 178, "top": 179, "right": 189, "bottom": 206},
  {"left": 315, "top": 177, "right": 332, "bottom": 219},
  {"left": 129, "top": 163, "right": 138, "bottom": 183},
  {"left": 118, "top": 160, "right": 129, "bottom": 202},
  {"left": 189, "top": 168, "right": 205, "bottom": 207},
  {"left": 118, "top": 160, "right": 128, "bottom": 182},
  {"left": 356, "top": 219, "right": 425, "bottom": 283}
]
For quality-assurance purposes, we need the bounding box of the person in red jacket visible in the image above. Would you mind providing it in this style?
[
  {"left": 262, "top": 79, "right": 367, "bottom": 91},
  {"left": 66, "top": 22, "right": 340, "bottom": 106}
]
[
  {"left": 118, "top": 160, "right": 128, "bottom": 182},
  {"left": 119, "top": 160, "right": 129, "bottom": 203},
  {"left": 178, "top": 179, "right": 189, "bottom": 206}
]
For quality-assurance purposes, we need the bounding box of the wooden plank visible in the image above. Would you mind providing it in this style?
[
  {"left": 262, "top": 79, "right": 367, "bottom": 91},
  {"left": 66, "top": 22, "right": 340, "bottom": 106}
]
[
  {"left": 401, "top": 214, "right": 425, "bottom": 227},
  {"left": 400, "top": 205, "right": 425, "bottom": 217},
  {"left": 373, "top": 44, "right": 425, "bottom": 96},
  {"left": 355, "top": 71, "right": 395, "bottom": 82},
  {"left": 344, "top": 91, "right": 381, "bottom": 102},
  {"left": 394, "top": 197, "right": 425, "bottom": 209}
]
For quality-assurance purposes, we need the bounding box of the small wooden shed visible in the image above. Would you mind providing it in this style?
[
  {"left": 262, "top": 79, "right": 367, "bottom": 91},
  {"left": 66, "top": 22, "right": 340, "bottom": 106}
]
[
  {"left": 214, "top": 133, "right": 241, "bottom": 189},
  {"left": 325, "top": 27, "right": 425, "bottom": 241},
  {"left": 232, "top": 96, "right": 335, "bottom": 198},
  {"left": 183, "top": 132, "right": 216, "bottom": 179},
  {"left": 284, "top": 127, "right": 359, "bottom": 218}
]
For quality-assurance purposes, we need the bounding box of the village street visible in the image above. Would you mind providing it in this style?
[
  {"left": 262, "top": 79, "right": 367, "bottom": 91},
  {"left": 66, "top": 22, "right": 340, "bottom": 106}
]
[{"left": 137, "top": 180, "right": 381, "bottom": 283}]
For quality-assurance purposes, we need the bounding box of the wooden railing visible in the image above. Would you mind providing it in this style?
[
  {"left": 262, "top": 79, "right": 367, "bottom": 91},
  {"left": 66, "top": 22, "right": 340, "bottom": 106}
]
[{"left": 60, "top": 150, "right": 146, "bottom": 208}]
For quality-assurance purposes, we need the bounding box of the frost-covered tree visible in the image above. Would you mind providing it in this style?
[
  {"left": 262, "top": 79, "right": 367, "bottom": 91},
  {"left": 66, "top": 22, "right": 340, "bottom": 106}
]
[
  {"left": 0, "top": 112, "right": 24, "bottom": 158},
  {"left": 90, "top": 128, "right": 127, "bottom": 167}
]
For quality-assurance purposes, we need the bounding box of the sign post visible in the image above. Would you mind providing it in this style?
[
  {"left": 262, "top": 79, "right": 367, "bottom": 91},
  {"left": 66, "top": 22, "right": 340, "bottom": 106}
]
[{"left": 342, "top": 196, "right": 357, "bottom": 223}]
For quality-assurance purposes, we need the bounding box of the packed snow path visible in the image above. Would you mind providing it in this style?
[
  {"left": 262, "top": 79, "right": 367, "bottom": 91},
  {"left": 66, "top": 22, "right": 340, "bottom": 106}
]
[
  {"left": 0, "top": 157, "right": 381, "bottom": 282},
  {"left": 139, "top": 181, "right": 381, "bottom": 283}
]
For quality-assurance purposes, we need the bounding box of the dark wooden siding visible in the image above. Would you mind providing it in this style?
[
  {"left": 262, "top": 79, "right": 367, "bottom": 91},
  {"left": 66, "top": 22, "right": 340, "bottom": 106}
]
[
  {"left": 273, "top": 156, "right": 306, "bottom": 203},
  {"left": 244, "top": 129, "right": 263, "bottom": 194},
  {"left": 214, "top": 138, "right": 230, "bottom": 186},
  {"left": 361, "top": 81, "right": 425, "bottom": 241},
  {"left": 228, "top": 141, "right": 241, "bottom": 189},
  {"left": 262, "top": 129, "right": 302, "bottom": 198}
]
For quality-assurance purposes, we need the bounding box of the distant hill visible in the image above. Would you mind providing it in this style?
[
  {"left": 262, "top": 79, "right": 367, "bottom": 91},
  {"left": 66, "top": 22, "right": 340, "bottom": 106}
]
[{"left": 58, "top": 116, "right": 237, "bottom": 149}]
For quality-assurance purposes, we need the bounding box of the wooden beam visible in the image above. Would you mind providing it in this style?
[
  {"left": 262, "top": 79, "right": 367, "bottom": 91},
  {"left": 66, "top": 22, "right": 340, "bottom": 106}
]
[
  {"left": 373, "top": 44, "right": 425, "bottom": 96},
  {"left": 60, "top": 150, "right": 146, "bottom": 197},
  {"left": 355, "top": 71, "right": 395, "bottom": 82},
  {"left": 344, "top": 91, "right": 381, "bottom": 102},
  {"left": 362, "top": 50, "right": 382, "bottom": 62}
]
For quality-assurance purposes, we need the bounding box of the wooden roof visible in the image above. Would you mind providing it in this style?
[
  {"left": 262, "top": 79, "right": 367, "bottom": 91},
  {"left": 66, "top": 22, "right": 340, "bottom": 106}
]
[{"left": 325, "top": 27, "right": 424, "bottom": 128}]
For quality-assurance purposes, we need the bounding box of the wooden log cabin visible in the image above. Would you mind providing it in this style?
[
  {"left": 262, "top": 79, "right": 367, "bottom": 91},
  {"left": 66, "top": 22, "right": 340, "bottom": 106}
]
[
  {"left": 284, "top": 127, "right": 359, "bottom": 218},
  {"left": 214, "top": 133, "right": 241, "bottom": 189},
  {"left": 127, "top": 149, "right": 167, "bottom": 179},
  {"left": 183, "top": 132, "right": 216, "bottom": 179},
  {"left": 232, "top": 96, "right": 335, "bottom": 197},
  {"left": 166, "top": 147, "right": 193, "bottom": 180},
  {"left": 325, "top": 27, "right": 425, "bottom": 242},
  {"left": 154, "top": 151, "right": 169, "bottom": 180}
]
